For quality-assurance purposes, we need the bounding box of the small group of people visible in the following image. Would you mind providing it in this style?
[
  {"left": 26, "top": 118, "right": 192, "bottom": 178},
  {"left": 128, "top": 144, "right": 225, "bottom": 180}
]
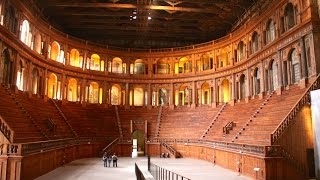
[{"left": 102, "top": 153, "right": 118, "bottom": 167}]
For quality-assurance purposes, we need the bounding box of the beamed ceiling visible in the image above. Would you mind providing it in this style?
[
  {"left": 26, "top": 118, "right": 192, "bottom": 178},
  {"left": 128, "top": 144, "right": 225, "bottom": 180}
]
[{"left": 33, "top": 0, "right": 258, "bottom": 49}]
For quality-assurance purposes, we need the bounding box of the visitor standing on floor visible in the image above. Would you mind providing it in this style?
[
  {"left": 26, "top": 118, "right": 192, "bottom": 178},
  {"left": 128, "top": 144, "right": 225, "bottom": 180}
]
[
  {"left": 102, "top": 153, "right": 107, "bottom": 167},
  {"left": 107, "top": 155, "right": 112, "bottom": 167},
  {"left": 112, "top": 153, "right": 118, "bottom": 167}
]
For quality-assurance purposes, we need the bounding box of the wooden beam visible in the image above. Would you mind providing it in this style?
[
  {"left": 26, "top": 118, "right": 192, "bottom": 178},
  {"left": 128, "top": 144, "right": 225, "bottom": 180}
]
[{"left": 46, "top": 2, "right": 224, "bottom": 14}]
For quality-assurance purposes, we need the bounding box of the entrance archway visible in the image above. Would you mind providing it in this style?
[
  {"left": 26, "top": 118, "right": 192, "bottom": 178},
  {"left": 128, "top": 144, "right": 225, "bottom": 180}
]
[{"left": 132, "top": 130, "right": 145, "bottom": 156}]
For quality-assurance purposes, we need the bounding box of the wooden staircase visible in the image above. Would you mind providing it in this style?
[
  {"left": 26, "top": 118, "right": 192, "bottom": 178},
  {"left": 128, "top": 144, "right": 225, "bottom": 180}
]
[
  {"left": 200, "top": 103, "right": 226, "bottom": 139},
  {"left": 154, "top": 106, "right": 163, "bottom": 138},
  {"left": 2, "top": 86, "right": 49, "bottom": 140},
  {"left": 114, "top": 106, "right": 123, "bottom": 138},
  {"left": 50, "top": 99, "right": 78, "bottom": 138},
  {"left": 161, "top": 141, "right": 181, "bottom": 158},
  {"left": 231, "top": 91, "right": 275, "bottom": 143}
]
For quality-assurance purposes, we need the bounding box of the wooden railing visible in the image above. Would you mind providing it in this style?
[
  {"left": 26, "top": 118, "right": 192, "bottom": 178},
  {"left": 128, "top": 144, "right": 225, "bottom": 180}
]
[
  {"left": 271, "top": 75, "right": 320, "bottom": 144},
  {"left": 114, "top": 106, "right": 123, "bottom": 138},
  {"left": 265, "top": 145, "right": 307, "bottom": 176},
  {"left": 200, "top": 103, "right": 226, "bottom": 139},
  {"left": 0, "top": 115, "right": 14, "bottom": 142},
  {"left": 148, "top": 138, "right": 266, "bottom": 156},
  {"left": 102, "top": 137, "right": 119, "bottom": 153},
  {"left": 223, "top": 121, "right": 235, "bottom": 135},
  {"left": 50, "top": 99, "right": 78, "bottom": 137},
  {"left": 154, "top": 106, "right": 163, "bottom": 138},
  {"left": 161, "top": 142, "right": 180, "bottom": 158}
]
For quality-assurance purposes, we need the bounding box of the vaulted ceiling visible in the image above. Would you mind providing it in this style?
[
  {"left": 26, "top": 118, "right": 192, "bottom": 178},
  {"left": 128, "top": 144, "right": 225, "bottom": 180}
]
[{"left": 33, "top": 0, "right": 258, "bottom": 48}]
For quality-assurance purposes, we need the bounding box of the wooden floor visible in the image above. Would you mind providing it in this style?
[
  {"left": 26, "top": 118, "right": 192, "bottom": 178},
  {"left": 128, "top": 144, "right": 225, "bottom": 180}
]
[{"left": 35, "top": 157, "right": 250, "bottom": 180}]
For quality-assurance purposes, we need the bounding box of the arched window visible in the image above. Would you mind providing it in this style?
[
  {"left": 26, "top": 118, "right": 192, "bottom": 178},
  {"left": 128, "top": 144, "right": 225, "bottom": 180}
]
[
  {"left": 70, "top": 49, "right": 80, "bottom": 67},
  {"left": 266, "top": 20, "right": 275, "bottom": 43},
  {"left": 4, "top": 5, "right": 17, "bottom": 33},
  {"left": 239, "top": 75, "right": 246, "bottom": 100},
  {"left": 290, "top": 49, "right": 301, "bottom": 83},
  {"left": 31, "top": 68, "right": 39, "bottom": 94},
  {"left": 251, "top": 32, "right": 259, "bottom": 54},
  {"left": 34, "top": 33, "right": 42, "bottom": 54},
  {"left": 269, "top": 60, "right": 278, "bottom": 91},
  {"left": 178, "top": 57, "right": 191, "bottom": 73},
  {"left": 50, "top": 41, "right": 60, "bottom": 61},
  {"left": 47, "top": 73, "right": 58, "bottom": 99},
  {"left": 133, "top": 87, "right": 144, "bottom": 106},
  {"left": 134, "top": 59, "right": 145, "bottom": 74},
  {"left": 20, "top": 20, "right": 30, "bottom": 46},
  {"left": 254, "top": 68, "right": 260, "bottom": 95},
  {"left": 112, "top": 57, "right": 123, "bottom": 74},
  {"left": 1, "top": 49, "right": 13, "bottom": 85},
  {"left": 284, "top": 3, "right": 295, "bottom": 31},
  {"left": 176, "top": 84, "right": 190, "bottom": 106},
  {"left": 237, "top": 41, "right": 245, "bottom": 61},
  {"left": 201, "top": 83, "right": 210, "bottom": 105},
  {"left": 157, "top": 59, "right": 169, "bottom": 74},
  {"left": 111, "top": 84, "right": 121, "bottom": 105},
  {"left": 67, "top": 78, "right": 78, "bottom": 102},
  {"left": 89, "top": 82, "right": 99, "bottom": 103},
  {"left": 221, "top": 79, "right": 230, "bottom": 103},
  {"left": 16, "top": 60, "right": 24, "bottom": 91},
  {"left": 90, "top": 54, "right": 100, "bottom": 71}
]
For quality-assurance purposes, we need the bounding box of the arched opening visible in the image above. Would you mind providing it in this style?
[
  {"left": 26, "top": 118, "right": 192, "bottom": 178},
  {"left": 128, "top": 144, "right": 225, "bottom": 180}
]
[
  {"left": 20, "top": 20, "right": 30, "bottom": 46},
  {"left": 269, "top": 60, "right": 278, "bottom": 91},
  {"left": 159, "top": 88, "right": 168, "bottom": 106},
  {"left": 134, "top": 59, "right": 145, "bottom": 74},
  {"left": 239, "top": 74, "right": 246, "bottom": 100},
  {"left": 111, "top": 84, "right": 121, "bottom": 105},
  {"left": 0, "top": 49, "right": 13, "bottom": 85},
  {"left": 157, "top": 59, "right": 170, "bottom": 74},
  {"left": 289, "top": 49, "right": 301, "bottom": 83},
  {"left": 251, "top": 32, "right": 259, "bottom": 54},
  {"left": 16, "top": 60, "right": 24, "bottom": 91},
  {"left": 50, "top": 41, "right": 60, "bottom": 61},
  {"left": 254, "top": 68, "right": 261, "bottom": 95},
  {"left": 132, "top": 130, "right": 145, "bottom": 156},
  {"left": 112, "top": 57, "right": 123, "bottom": 74},
  {"left": 133, "top": 87, "right": 144, "bottom": 106},
  {"left": 70, "top": 49, "right": 80, "bottom": 68},
  {"left": 89, "top": 82, "right": 99, "bottom": 103},
  {"left": 67, "top": 78, "right": 78, "bottom": 102},
  {"left": 177, "top": 57, "right": 191, "bottom": 74},
  {"left": 31, "top": 68, "right": 39, "bottom": 94},
  {"left": 237, "top": 41, "right": 245, "bottom": 62},
  {"left": 47, "top": 73, "right": 57, "bottom": 99},
  {"left": 201, "top": 83, "right": 210, "bottom": 105},
  {"left": 90, "top": 54, "right": 100, "bottom": 71},
  {"left": 176, "top": 84, "right": 190, "bottom": 106},
  {"left": 221, "top": 79, "right": 230, "bottom": 103},
  {"left": 266, "top": 19, "right": 275, "bottom": 43},
  {"left": 218, "top": 49, "right": 228, "bottom": 68},
  {"left": 34, "top": 33, "right": 42, "bottom": 54},
  {"left": 4, "top": 5, "right": 17, "bottom": 33},
  {"left": 285, "top": 3, "right": 295, "bottom": 30}
]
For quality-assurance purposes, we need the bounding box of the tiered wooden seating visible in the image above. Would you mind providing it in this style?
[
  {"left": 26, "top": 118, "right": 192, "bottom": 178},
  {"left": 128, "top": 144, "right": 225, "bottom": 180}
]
[
  {"left": 14, "top": 91, "right": 74, "bottom": 140},
  {"left": 158, "top": 106, "right": 221, "bottom": 139},
  {"left": 117, "top": 106, "right": 159, "bottom": 140},
  {"left": 57, "top": 103, "right": 119, "bottom": 138},
  {"left": 203, "top": 98, "right": 263, "bottom": 142},
  {"left": 0, "top": 86, "right": 44, "bottom": 143},
  {"left": 234, "top": 85, "right": 305, "bottom": 145}
]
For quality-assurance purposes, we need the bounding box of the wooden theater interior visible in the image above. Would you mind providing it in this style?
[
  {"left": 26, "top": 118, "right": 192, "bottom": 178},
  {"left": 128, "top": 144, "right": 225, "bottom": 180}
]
[{"left": 0, "top": 0, "right": 319, "bottom": 179}]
